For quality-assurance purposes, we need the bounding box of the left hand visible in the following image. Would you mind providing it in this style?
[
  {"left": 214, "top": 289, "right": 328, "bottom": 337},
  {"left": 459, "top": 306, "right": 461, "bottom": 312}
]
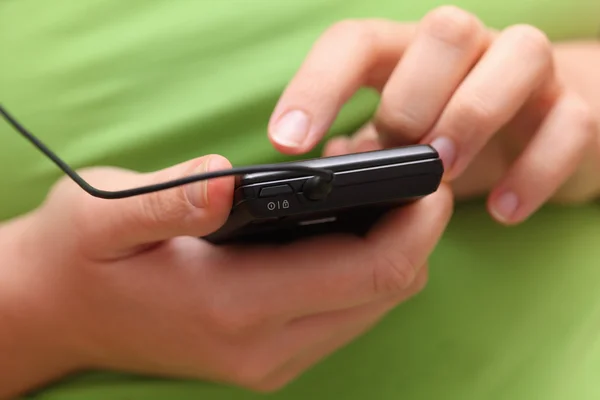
[{"left": 267, "top": 6, "right": 600, "bottom": 225}]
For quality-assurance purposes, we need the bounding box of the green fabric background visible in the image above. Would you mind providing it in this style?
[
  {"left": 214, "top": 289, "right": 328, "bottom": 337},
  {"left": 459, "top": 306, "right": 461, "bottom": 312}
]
[{"left": 1, "top": 1, "right": 599, "bottom": 399}]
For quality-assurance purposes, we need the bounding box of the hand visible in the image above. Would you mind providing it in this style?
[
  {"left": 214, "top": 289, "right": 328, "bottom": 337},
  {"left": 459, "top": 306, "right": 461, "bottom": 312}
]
[
  {"left": 1, "top": 154, "right": 453, "bottom": 397},
  {"left": 267, "top": 6, "right": 600, "bottom": 224}
]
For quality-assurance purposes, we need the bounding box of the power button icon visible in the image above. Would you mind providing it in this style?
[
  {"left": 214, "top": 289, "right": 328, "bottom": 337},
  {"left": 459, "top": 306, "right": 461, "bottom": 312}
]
[{"left": 267, "top": 200, "right": 290, "bottom": 211}]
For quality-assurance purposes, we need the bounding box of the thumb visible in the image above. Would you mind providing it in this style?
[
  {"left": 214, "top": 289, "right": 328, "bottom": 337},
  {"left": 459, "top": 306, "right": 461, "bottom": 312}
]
[{"left": 74, "top": 154, "right": 234, "bottom": 259}]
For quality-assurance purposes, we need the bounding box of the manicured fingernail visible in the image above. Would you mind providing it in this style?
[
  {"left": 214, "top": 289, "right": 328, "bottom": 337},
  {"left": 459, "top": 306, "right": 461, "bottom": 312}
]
[
  {"left": 430, "top": 137, "right": 456, "bottom": 171},
  {"left": 491, "top": 191, "right": 519, "bottom": 222},
  {"left": 272, "top": 110, "right": 310, "bottom": 147},
  {"left": 185, "top": 157, "right": 212, "bottom": 208}
]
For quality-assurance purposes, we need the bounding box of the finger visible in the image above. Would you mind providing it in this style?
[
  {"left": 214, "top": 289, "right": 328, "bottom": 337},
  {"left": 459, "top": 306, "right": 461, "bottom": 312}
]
[
  {"left": 374, "top": 6, "right": 490, "bottom": 146},
  {"left": 268, "top": 19, "right": 416, "bottom": 154},
  {"left": 349, "top": 123, "right": 383, "bottom": 153},
  {"left": 487, "top": 92, "right": 597, "bottom": 224},
  {"left": 322, "top": 136, "right": 352, "bottom": 157},
  {"left": 422, "top": 24, "right": 556, "bottom": 179},
  {"left": 76, "top": 155, "right": 235, "bottom": 259},
  {"left": 322, "top": 124, "right": 382, "bottom": 157},
  {"left": 256, "top": 267, "right": 428, "bottom": 392},
  {"left": 213, "top": 184, "right": 452, "bottom": 321}
]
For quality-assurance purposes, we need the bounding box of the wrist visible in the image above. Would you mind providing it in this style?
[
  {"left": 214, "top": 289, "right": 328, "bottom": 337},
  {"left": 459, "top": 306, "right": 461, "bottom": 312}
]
[{"left": 0, "top": 213, "right": 83, "bottom": 398}]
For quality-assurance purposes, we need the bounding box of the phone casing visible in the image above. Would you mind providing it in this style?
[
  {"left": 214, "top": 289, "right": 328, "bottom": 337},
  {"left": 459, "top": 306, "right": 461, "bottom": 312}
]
[{"left": 203, "top": 145, "right": 443, "bottom": 244}]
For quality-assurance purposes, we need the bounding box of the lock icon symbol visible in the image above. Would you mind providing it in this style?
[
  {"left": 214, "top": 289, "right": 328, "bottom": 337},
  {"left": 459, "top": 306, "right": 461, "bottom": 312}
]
[{"left": 282, "top": 200, "right": 290, "bottom": 209}]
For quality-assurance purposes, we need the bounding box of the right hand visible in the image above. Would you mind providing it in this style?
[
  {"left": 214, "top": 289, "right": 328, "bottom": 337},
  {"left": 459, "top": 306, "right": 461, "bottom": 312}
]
[{"left": 3, "top": 154, "right": 453, "bottom": 394}]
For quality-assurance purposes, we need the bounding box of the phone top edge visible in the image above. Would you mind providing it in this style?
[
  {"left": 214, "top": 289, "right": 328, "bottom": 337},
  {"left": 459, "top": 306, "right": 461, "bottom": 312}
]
[{"left": 239, "top": 144, "right": 439, "bottom": 185}]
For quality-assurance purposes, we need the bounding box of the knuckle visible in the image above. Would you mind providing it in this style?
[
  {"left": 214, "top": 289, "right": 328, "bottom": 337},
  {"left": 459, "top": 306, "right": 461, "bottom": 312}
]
[
  {"left": 136, "top": 184, "right": 190, "bottom": 229},
  {"left": 374, "top": 102, "right": 429, "bottom": 140},
  {"left": 411, "top": 265, "right": 430, "bottom": 294},
  {"left": 229, "top": 356, "right": 279, "bottom": 391},
  {"left": 205, "top": 299, "right": 263, "bottom": 337},
  {"left": 49, "top": 167, "right": 103, "bottom": 202},
  {"left": 569, "top": 98, "right": 596, "bottom": 136},
  {"left": 450, "top": 92, "right": 496, "bottom": 131},
  {"left": 422, "top": 6, "right": 482, "bottom": 47},
  {"left": 372, "top": 250, "right": 419, "bottom": 294},
  {"left": 46, "top": 168, "right": 123, "bottom": 241},
  {"left": 504, "top": 24, "right": 551, "bottom": 60},
  {"left": 526, "top": 150, "right": 556, "bottom": 183},
  {"left": 325, "top": 19, "right": 375, "bottom": 48},
  {"left": 283, "top": 73, "right": 336, "bottom": 106},
  {"left": 387, "top": 266, "right": 430, "bottom": 304},
  {"left": 207, "top": 309, "right": 250, "bottom": 337},
  {"left": 550, "top": 97, "right": 599, "bottom": 204},
  {"left": 51, "top": 171, "right": 102, "bottom": 227}
]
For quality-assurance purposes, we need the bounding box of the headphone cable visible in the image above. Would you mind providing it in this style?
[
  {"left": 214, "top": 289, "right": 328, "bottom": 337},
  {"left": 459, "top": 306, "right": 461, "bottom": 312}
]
[{"left": 0, "top": 104, "right": 334, "bottom": 200}]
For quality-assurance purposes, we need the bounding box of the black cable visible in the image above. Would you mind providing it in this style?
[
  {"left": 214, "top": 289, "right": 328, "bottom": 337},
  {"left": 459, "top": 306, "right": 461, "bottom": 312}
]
[{"left": 0, "top": 104, "right": 334, "bottom": 200}]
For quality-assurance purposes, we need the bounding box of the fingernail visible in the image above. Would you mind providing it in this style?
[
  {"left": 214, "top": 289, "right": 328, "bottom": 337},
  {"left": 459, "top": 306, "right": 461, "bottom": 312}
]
[
  {"left": 430, "top": 137, "right": 457, "bottom": 171},
  {"left": 272, "top": 110, "right": 310, "bottom": 147},
  {"left": 491, "top": 191, "right": 519, "bottom": 222},
  {"left": 185, "top": 157, "right": 212, "bottom": 208}
]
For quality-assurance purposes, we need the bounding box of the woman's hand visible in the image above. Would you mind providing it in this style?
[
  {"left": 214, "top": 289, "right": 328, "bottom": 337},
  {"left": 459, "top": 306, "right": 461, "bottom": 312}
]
[
  {"left": 268, "top": 6, "right": 600, "bottom": 224},
  {"left": 0, "top": 154, "right": 453, "bottom": 398}
]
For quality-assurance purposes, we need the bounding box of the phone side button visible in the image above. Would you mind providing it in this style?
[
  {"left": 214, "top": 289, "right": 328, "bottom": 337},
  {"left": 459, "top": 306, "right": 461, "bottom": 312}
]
[{"left": 258, "top": 184, "right": 294, "bottom": 198}]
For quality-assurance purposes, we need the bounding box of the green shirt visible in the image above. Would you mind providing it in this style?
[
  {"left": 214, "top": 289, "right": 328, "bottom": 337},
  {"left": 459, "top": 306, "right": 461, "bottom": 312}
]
[{"left": 1, "top": 1, "right": 599, "bottom": 399}]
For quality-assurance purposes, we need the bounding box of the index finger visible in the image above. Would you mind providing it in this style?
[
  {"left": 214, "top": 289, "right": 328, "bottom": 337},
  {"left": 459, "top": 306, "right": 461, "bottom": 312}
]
[
  {"left": 268, "top": 19, "right": 415, "bottom": 155},
  {"left": 215, "top": 183, "right": 453, "bottom": 320}
]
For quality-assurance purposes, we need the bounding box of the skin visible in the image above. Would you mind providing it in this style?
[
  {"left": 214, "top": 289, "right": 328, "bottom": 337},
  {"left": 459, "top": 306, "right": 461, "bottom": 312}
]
[
  {"left": 1, "top": 6, "right": 599, "bottom": 399},
  {"left": 269, "top": 8, "right": 600, "bottom": 220},
  {"left": 0, "top": 156, "right": 453, "bottom": 398}
]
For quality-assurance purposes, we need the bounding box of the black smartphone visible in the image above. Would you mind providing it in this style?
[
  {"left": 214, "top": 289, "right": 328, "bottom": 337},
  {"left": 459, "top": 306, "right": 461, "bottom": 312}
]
[{"left": 203, "top": 144, "right": 443, "bottom": 244}]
